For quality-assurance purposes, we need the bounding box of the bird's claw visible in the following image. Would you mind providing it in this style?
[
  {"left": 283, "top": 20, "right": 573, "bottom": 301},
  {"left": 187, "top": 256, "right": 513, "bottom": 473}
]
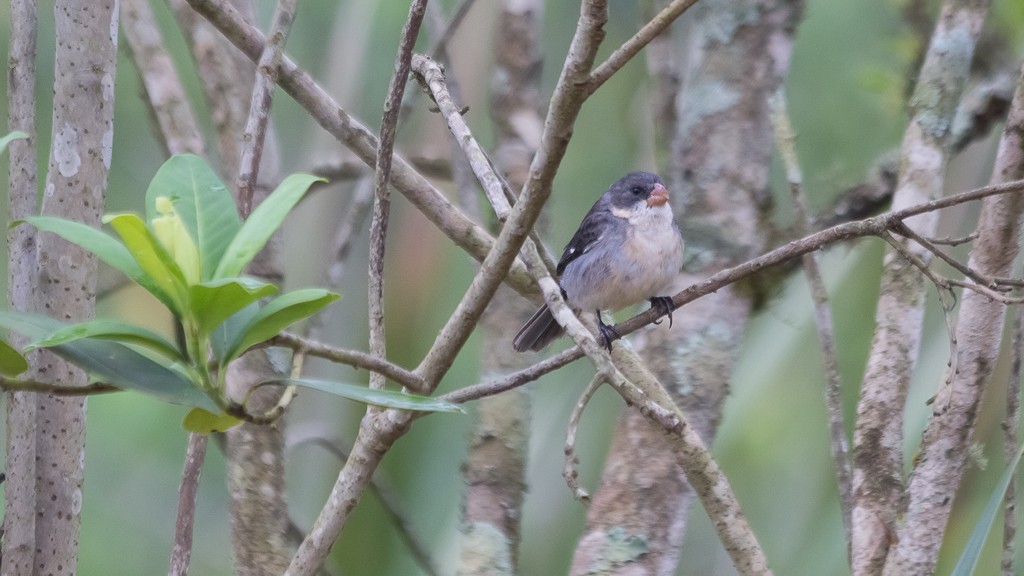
[
  {"left": 649, "top": 297, "right": 675, "bottom": 328},
  {"left": 597, "top": 317, "right": 620, "bottom": 352}
]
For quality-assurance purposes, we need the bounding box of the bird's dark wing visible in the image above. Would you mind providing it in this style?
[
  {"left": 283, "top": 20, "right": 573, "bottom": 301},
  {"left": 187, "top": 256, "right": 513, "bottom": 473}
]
[{"left": 556, "top": 208, "right": 615, "bottom": 276}]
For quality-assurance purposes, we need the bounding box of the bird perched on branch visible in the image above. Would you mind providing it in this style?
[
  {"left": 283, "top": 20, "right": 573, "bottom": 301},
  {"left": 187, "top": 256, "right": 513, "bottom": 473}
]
[{"left": 513, "top": 171, "right": 684, "bottom": 352}]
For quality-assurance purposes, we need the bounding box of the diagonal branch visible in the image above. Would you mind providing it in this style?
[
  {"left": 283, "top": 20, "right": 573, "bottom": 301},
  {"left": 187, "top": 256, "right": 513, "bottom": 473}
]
[
  {"left": 586, "top": 0, "right": 700, "bottom": 94},
  {"left": 182, "top": 0, "right": 540, "bottom": 299},
  {"left": 235, "top": 0, "right": 297, "bottom": 218}
]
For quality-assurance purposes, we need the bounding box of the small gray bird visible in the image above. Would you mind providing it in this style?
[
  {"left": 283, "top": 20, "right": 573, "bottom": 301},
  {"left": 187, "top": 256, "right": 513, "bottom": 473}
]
[{"left": 512, "top": 172, "right": 684, "bottom": 352}]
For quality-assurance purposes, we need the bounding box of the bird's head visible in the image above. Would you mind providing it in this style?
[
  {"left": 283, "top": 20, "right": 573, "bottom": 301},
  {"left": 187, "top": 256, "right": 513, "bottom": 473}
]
[{"left": 605, "top": 171, "right": 671, "bottom": 216}]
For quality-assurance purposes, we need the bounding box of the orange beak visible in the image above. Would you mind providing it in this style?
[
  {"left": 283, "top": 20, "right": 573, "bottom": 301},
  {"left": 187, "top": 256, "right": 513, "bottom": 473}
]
[{"left": 647, "top": 183, "right": 670, "bottom": 207}]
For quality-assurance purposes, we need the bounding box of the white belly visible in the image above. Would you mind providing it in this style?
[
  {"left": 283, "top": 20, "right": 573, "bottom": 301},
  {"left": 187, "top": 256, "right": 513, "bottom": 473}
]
[{"left": 562, "top": 205, "right": 683, "bottom": 312}]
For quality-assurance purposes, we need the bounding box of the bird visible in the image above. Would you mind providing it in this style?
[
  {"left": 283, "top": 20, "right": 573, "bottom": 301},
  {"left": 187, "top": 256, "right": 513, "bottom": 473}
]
[{"left": 512, "top": 171, "right": 684, "bottom": 352}]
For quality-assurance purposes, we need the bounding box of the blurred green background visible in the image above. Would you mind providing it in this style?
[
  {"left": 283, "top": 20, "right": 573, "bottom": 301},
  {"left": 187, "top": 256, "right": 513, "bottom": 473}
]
[{"left": 1, "top": 0, "right": 1023, "bottom": 574}]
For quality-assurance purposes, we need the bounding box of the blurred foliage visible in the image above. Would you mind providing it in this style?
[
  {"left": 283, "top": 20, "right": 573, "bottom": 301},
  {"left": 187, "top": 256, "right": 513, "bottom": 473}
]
[{"left": 0, "top": 0, "right": 1022, "bottom": 575}]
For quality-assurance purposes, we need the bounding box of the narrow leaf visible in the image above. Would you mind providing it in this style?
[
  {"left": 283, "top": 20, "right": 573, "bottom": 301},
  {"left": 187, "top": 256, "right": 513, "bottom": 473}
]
[
  {"left": 105, "top": 213, "right": 188, "bottom": 315},
  {"left": 28, "top": 319, "right": 185, "bottom": 363},
  {"left": 0, "top": 131, "right": 28, "bottom": 154},
  {"left": 182, "top": 407, "right": 242, "bottom": 434},
  {"left": 258, "top": 378, "right": 464, "bottom": 413},
  {"left": 188, "top": 277, "right": 278, "bottom": 336},
  {"left": 0, "top": 312, "right": 217, "bottom": 411},
  {"left": 0, "top": 339, "right": 29, "bottom": 376},
  {"left": 221, "top": 289, "right": 339, "bottom": 363},
  {"left": 951, "top": 441, "right": 1024, "bottom": 576},
  {"left": 146, "top": 154, "right": 241, "bottom": 280},
  {"left": 213, "top": 173, "right": 324, "bottom": 279},
  {"left": 19, "top": 217, "right": 175, "bottom": 309}
]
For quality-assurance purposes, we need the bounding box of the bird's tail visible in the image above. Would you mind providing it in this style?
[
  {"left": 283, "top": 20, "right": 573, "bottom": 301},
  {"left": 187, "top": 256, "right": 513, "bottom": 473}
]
[{"left": 512, "top": 304, "right": 564, "bottom": 352}]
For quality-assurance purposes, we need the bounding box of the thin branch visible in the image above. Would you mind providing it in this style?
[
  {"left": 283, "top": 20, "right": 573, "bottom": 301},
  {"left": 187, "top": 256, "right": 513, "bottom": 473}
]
[
  {"left": 411, "top": 54, "right": 557, "bottom": 273},
  {"left": 440, "top": 347, "right": 580, "bottom": 404},
  {"left": 0, "top": 379, "right": 121, "bottom": 396},
  {"left": 270, "top": 332, "right": 427, "bottom": 393},
  {"left": 168, "top": 433, "right": 208, "bottom": 576},
  {"left": 925, "top": 231, "right": 978, "bottom": 246},
  {"left": 287, "top": 435, "right": 442, "bottom": 576},
  {"left": 563, "top": 374, "right": 604, "bottom": 504},
  {"left": 585, "top": 0, "right": 700, "bottom": 95},
  {"left": 412, "top": 0, "right": 611, "bottom": 389},
  {"left": 895, "top": 222, "right": 1005, "bottom": 290},
  {"left": 368, "top": 0, "right": 427, "bottom": 392},
  {"left": 877, "top": 231, "right": 960, "bottom": 394},
  {"left": 236, "top": 0, "right": 297, "bottom": 218},
  {"left": 426, "top": 0, "right": 478, "bottom": 58},
  {"left": 182, "top": 0, "right": 541, "bottom": 300},
  {"left": 769, "top": 89, "right": 853, "bottom": 546},
  {"left": 412, "top": 55, "right": 511, "bottom": 221},
  {"left": 325, "top": 177, "right": 376, "bottom": 291}
]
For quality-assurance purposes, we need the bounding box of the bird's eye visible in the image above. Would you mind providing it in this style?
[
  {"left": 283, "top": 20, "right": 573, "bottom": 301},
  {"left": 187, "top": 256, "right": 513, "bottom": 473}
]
[{"left": 630, "top": 186, "right": 644, "bottom": 196}]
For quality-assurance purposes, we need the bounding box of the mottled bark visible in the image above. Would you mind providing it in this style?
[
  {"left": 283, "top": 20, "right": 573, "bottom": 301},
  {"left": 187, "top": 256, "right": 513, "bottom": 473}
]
[
  {"left": 3, "top": 1, "right": 39, "bottom": 574},
  {"left": 882, "top": 53, "right": 1024, "bottom": 576},
  {"left": 571, "top": 0, "right": 801, "bottom": 573},
  {"left": 6, "top": 1, "right": 119, "bottom": 574},
  {"left": 850, "top": 1, "right": 990, "bottom": 573}
]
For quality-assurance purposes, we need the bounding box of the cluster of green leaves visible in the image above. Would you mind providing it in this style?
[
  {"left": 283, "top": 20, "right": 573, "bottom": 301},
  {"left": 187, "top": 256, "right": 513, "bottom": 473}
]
[{"left": 0, "top": 154, "right": 459, "bottom": 432}]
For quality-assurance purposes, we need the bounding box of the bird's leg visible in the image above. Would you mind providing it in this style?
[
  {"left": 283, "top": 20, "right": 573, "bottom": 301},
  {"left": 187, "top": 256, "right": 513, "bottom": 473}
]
[
  {"left": 596, "top": 309, "right": 620, "bottom": 351},
  {"left": 649, "top": 297, "right": 675, "bottom": 328}
]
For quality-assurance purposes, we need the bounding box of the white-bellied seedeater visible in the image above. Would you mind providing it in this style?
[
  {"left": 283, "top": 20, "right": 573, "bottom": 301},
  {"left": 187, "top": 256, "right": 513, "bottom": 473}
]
[{"left": 513, "top": 171, "right": 684, "bottom": 352}]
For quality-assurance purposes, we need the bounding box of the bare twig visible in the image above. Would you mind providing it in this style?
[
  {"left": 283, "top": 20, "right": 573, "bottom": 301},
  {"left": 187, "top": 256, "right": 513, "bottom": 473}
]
[
  {"left": 182, "top": 0, "right": 541, "bottom": 299},
  {"left": 426, "top": 0, "right": 478, "bottom": 58},
  {"left": 769, "top": 89, "right": 853, "bottom": 545},
  {"left": 325, "top": 177, "right": 375, "bottom": 291},
  {"left": 411, "top": 54, "right": 558, "bottom": 274},
  {"left": 411, "top": 55, "right": 507, "bottom": 220},
  {"left": 585, "top": 0, "right": 700, "bottom": 94},
  {"left": 287, "top": 435, "right": 442, "bottom": 576},
  {"left": 564, "top": 374, "right": 604, "bottom": 503},
  {"left": 236, "top": 0, "right": 297, "bottom": 218},
  {"left": 411, "top": 0, "right": 611, "bottom": 389},
  {"left": 270, "top": 331, "right": 426, "bottom": 393},
  {"left": 0, "top": 380, "right": 120, "bottom": 396},
  {"left": 368, "top": 0, "right": 427, "bottom": 393},
  {"left": 925, "top": 231, "right": 978, "bottom": 246},
  {"left": 168, "top": 433, "right": 208, "bottom": 576}
]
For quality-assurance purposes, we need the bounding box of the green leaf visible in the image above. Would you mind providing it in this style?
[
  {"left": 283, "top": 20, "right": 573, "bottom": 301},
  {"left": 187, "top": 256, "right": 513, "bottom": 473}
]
[
  {"left": 0, "top": 131, "right": 28, "bottom": 155},
  {"left": 0, "top": 339, "right": 29, "bottom": 376},
  {"left": 0, "top": 311, "right": 217, "bottom": 411},
  {"left": 221, "top": 289, "right": 339, "bottom": 364},
  {"left": 257, "top": 378, "right": 464, "bottom": 413},
  {"left": 951, "top": 441, "right": 1024, "bottom": 576},
  {"left": 188, "top": 277, "right": 278, "bottom": 336},
  {"left": 146, "top": 154, "right": 241, "bottom": 281},
  {"left": 27, "top": 319, "right": 185, "bottom": 363},
  {"left": 213, "top": 173, "right": 324, "bottom": 279},
  {"left": 19, "top": 217, "right": 177, "bottom": 310},
  {"left": 182, "top": 407, "right": 242, "bottom": 434},
  {"left": 105, "top": 213, "right": 188, "bottom": 315},
  {"left": 210, "top": 303, "right": 259, "bottom": 364}
]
